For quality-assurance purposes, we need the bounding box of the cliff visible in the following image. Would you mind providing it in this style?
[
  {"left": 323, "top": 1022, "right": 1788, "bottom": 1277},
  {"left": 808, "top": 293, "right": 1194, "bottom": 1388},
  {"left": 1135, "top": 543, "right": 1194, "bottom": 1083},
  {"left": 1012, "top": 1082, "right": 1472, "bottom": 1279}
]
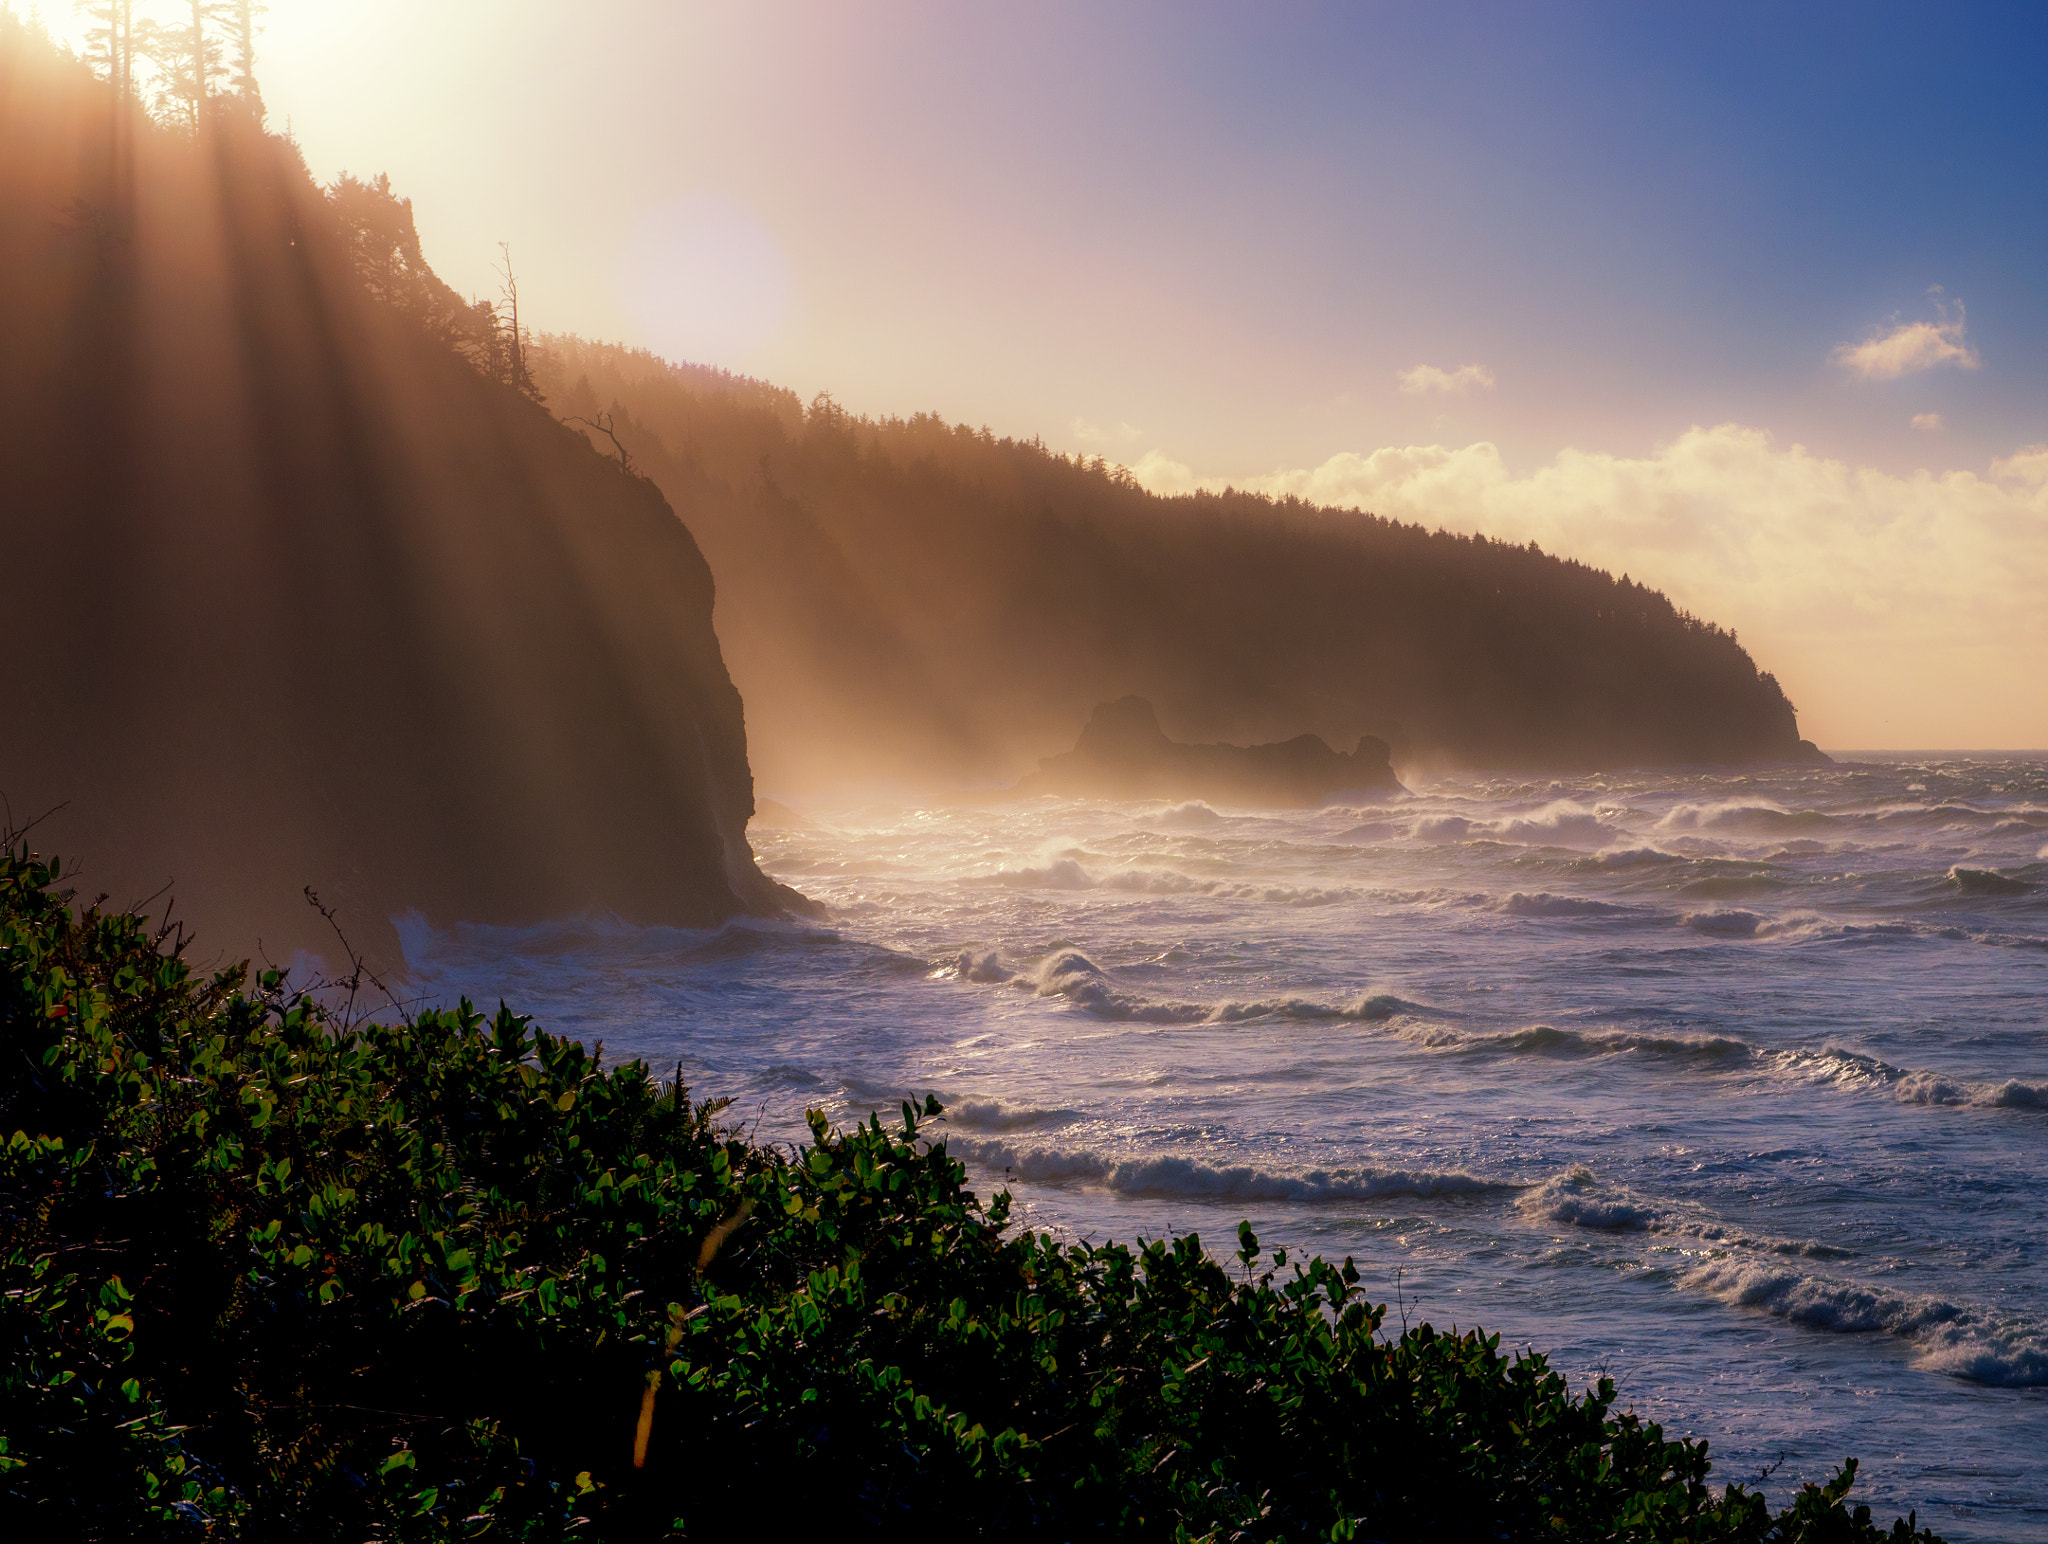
[
  {"left": 1015, "top": 698, "right": 1403, "bottom": 805},
  {"left": 0, "top": 26, "right": 802, "bottom": 968}
]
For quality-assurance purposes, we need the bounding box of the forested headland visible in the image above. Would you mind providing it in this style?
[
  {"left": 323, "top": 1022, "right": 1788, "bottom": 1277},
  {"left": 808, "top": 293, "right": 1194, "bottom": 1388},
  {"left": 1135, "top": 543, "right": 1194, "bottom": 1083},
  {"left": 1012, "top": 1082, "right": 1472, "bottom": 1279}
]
[
  {"left": 0, "top": 16, "right": 796, "bottom": 968},
  {"left": 534, "top": 343, "right": 1827, "bottom": 793}
]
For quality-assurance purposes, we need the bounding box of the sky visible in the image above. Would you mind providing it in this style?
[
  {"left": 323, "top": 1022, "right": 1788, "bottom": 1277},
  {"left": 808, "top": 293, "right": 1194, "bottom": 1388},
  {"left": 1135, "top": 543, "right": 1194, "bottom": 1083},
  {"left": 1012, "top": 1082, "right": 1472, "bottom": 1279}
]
[{"left": 40, "top": 0, "right": 2048, "bottom": 748}]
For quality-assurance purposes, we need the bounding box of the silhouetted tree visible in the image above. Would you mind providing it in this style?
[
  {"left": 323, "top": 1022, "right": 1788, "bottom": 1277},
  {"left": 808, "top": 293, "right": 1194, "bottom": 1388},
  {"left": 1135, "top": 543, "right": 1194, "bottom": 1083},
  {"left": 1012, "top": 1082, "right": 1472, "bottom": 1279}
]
[
  {"left": 223, "top": 0, "right": 262, "bottom": 115},
  {"left": 71, "top": 0, "right": 137, "bottom": 101}
]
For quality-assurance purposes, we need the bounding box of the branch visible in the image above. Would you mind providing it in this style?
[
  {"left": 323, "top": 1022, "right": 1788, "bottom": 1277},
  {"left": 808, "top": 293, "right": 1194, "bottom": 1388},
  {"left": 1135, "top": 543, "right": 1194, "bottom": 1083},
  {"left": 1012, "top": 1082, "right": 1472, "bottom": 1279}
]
[{"left": 564, "top": 411, "right": 633, "bottom": 474}]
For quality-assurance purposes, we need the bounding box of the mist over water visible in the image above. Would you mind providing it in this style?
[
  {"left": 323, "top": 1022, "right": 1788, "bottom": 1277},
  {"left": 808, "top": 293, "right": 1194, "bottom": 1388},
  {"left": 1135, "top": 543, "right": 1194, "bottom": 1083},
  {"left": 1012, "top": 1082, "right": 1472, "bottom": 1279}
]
[{"left": 401, "top": 756, "right": 2048, "bottom": 1542}]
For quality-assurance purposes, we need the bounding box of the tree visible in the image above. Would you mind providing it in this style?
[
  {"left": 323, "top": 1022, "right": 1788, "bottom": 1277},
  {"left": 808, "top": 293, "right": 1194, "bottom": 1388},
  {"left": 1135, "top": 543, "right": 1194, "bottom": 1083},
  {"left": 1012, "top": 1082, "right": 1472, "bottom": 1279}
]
[
  {"left": 70, "top": 0, "right": 137, "bottom": 101},
  {"left": 223, "top": 0, "right": 263, "bottom": 116},
  {"left": 134, "top": 0, "right": 226, "bottom": 132}
]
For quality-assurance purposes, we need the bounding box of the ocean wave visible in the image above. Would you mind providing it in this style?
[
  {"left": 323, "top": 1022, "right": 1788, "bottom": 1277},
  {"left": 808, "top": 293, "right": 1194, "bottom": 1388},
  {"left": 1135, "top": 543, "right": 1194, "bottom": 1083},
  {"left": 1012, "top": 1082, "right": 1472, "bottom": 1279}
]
[
  {"left": 943, "top": 946, "right": 1431, "bottom": 1026},
  {"left": 1097, "top": 867, "right": 1211, "bottom": 894},
  {"left": 1519, "top": 1166, "right": 1661, "bottom": 1230},
  {"left": 985, "top": 856, "right": 1096, "bottom": 889},
  {"left": 1408, "top": 1024, "right": 1754, "bottom": 1062},
  {"left": 1413, "top": 800, "right": 1623, "bottom": 848},
  {"left": 945, "top": 1099, "right": 1082, "bottom": 1132},
  {"left": 1680, "top": 908, "right": 1765, "bottom": 937},
  {"left": 980, "top": 860, "right": 1361, "bottom": 907},
  {"left": 943, "top": 1135, "right": 1503, "bottom": 1203},
  {"left": 1682, "top": 1259, "right": 2048, "bottom": 1387},
  {"left": 1945, "top": 865, "right": 2036, "bottom": 896},
  {"left": 1398, "top": 1024, "right": 2047, "bottom": 1116},
  {"left": 1153, "top": 800, "right": 1227, "bottom": 829},
  {"left": 1658, "top": 801, "right": 1838, "bottom": 836},
  {"left": 1027, "top": 949, "right": 1424, "bottom": 1026},
  {"left": 1767, "top": 1046, "right": 2048, "bottom": 1111},
  {"left": 1496, "top": 892, "right": 1639, "bottom": 919},
  {"left": 1518, "top": 1166, "right": 1847, "bottom": 1257},
  {"left": 1891, "top": 1072, "right": 2048, "bottom": 1109},
  {"left": 1676, "top": 874, "right": 1787, "bottom": 899},
  {"left": 1331, "top": 820, "right": 1401, "bottom": 843}
]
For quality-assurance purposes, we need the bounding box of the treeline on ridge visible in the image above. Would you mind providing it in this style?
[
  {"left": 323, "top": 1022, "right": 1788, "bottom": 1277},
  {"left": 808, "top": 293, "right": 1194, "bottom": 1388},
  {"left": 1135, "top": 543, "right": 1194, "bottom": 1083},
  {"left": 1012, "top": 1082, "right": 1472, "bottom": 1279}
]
[{"left": 530, "top": 341, "right": 1821, "bottom": 791}]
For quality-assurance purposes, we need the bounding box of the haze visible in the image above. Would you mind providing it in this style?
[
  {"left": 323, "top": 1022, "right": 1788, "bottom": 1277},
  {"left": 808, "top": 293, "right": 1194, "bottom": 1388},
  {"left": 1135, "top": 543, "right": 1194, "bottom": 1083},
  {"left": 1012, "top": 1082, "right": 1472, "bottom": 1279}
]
[{"left": 42, "top": 0, "right": 2048, "bottom": 748}]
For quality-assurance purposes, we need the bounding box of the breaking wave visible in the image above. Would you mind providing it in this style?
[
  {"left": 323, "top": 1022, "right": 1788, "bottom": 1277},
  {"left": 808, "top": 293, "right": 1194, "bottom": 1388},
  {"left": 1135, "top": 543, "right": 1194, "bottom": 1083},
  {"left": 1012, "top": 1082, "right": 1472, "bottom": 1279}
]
[
  {"left": 945, "top": 1099, "right": 1083, "bottom": 1132},
  {"left": 1496, "top": 892, "right": 1638, "bottom": 919},
  {"left": 1657, "top": 801, "right": 1837, "bottom": 836},
  {"left": 1945, "top": 865, "right": 2036, "bottom": 896},
  {"left": 1413, "top": 1024, "right": 1755, "bottom": 1061},
  {"left": 943, "top": 948, "right": 1432, "bottom": 1027},
  {"left": 943, "top": 1135, "right": 1504, "bottom": 1203},
  {"left": 1683, "top": 1260, "right": 2048, "bottom": 1387},
  {"left": 1394, "top": 1023, "right": 2048, "bottom": 1115},
  {"left": 1413, "top": 800, "right": 1623, "bottom": 848},
  {"left": 1517, "top": 1166, "right": 1848, "bottom": 1257}
]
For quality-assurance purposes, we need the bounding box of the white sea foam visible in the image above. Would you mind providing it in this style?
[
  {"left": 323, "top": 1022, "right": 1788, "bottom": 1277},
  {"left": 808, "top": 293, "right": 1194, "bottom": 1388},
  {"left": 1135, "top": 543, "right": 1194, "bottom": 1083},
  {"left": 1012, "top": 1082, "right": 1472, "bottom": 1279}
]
[{"left": 1520, "top": 1166, "right": 1662, "bottom": 1230}]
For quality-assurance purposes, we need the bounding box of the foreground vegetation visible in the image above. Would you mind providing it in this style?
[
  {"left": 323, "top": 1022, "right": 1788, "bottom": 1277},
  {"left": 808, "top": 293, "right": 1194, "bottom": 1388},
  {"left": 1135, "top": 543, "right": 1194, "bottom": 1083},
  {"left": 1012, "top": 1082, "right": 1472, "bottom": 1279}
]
[{"left": 1, "top": 843, "right": 1936, "bottom": 1541}]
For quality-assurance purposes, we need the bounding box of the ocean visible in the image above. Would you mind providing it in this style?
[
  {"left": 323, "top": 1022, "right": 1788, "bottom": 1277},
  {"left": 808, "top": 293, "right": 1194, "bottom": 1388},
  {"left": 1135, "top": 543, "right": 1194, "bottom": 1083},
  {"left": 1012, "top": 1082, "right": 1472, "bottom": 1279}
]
[{"left": 399, "top": 756, "right": 2047, "bottom": 1540}]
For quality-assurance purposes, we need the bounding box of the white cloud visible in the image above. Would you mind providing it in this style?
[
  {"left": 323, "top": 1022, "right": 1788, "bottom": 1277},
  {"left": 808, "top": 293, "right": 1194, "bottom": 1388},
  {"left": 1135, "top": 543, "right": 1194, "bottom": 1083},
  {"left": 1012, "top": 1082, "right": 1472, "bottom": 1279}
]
[
  {"left": 1128, "top": 426, "right": 2048, "bottom": 747},
  {"left": 1831, "top": 294, "right": 1980, "bottom": 380},
  {"left": 1071, "top": 416, "right": 1143, "bottom": 445},
  {"left": 1397, "top": 362, "right": 1496, "bottom": 396},
  {"left": 1912, "top": 412, "right": 1945, "bottom": 432}
]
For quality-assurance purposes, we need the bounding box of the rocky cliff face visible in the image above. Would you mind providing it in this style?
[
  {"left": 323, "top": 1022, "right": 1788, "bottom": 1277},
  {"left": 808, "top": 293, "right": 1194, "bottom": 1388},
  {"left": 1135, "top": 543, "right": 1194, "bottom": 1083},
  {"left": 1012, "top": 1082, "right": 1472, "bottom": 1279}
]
[
  {"left": 1014, "top": 698, "right": 1404, "bottom": 806},
  {"left": 0, "top": 36, "right": 803, "bottom": 968}
]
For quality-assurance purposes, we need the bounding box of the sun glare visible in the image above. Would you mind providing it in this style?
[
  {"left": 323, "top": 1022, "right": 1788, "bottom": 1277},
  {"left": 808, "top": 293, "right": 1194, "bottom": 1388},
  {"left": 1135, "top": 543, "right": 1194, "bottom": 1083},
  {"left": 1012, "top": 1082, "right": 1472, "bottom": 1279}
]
[{"left": 616, "top": 191, "right": 792, "bottom": 367}]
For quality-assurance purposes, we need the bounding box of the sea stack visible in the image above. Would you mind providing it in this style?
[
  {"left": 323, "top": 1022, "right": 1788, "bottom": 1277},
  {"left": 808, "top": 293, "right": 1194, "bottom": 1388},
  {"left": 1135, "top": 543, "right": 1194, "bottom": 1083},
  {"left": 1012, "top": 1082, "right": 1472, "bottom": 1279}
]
[{"left": 1014, "top": 697, "right": 1404, "bottom": 806}]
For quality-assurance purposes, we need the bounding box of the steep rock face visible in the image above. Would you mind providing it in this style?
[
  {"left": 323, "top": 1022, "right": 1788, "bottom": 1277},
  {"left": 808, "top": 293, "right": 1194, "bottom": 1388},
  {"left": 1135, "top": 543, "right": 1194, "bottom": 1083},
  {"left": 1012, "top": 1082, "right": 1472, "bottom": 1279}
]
[
  {"left": 0, "top": 37, "right": 803, "bottom": 967},
  {"left": 1015, "top": 698, "right": 1404, "bottom": 806}
]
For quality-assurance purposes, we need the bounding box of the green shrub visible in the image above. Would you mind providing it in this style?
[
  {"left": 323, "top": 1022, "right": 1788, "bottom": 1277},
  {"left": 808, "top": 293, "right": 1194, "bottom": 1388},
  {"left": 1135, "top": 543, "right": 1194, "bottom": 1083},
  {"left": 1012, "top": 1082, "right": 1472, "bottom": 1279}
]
[{"left": 0, "top": 839, "right": 1938, "bottom": 1540}]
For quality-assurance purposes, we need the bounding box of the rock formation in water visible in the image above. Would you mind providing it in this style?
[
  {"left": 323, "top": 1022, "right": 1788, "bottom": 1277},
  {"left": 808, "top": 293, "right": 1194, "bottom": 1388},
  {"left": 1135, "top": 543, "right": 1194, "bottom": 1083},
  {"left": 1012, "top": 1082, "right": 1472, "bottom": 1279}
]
[
  {"left": 0, "top": 28, "right": 806, "bottom": 968},
  {"left": 1013, "top": 698, "right": 1404, "bottom": 805}
]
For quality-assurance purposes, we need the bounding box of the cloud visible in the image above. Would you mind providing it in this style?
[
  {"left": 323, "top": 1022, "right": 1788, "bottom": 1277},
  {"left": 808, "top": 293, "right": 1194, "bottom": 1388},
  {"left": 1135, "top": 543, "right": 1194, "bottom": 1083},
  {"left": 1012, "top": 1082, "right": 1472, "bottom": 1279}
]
[
  {"left": 1397, "top": 363, "right": 1495, "bottom": 396},
  {"left": 1128, "top": 427, "right": 2048, "bottom": 746},
  {"left": 1071, "top": 416, "right": 1143, "bottom": 445},
  {"left": 1830, "top": 295, "right": 1980, "bottom": 380},
  {"left": 1912, "top": 412, "right": 1945, "bottom": 432}
]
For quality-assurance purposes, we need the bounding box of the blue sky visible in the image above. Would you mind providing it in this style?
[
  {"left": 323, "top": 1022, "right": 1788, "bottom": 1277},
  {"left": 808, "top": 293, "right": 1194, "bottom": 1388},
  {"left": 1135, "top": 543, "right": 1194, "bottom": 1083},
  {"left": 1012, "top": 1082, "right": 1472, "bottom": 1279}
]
[{"left": 38, "top": 1, "right": 2048, "bottom": 744}]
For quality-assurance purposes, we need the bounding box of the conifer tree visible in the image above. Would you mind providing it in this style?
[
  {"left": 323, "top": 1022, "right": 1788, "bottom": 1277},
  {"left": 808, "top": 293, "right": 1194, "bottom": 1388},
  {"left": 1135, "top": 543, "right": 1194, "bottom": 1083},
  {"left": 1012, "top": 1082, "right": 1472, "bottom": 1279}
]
[
  {"left": 224, "top": 0, "right": 262, "bottom": 116},
  {"left": 135, "top": 0, "right": 226, "bottom": 131},
  {"left": 70, "top": 0, "right": 136, "bottom": 99}
]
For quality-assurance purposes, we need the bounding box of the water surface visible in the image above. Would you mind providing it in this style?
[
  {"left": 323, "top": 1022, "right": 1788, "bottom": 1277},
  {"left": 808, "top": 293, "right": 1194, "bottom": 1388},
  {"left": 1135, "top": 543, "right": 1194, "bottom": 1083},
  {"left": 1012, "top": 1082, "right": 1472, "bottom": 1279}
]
[{"left": 403, "top": 755, "right": 2048, "bottom": 1540}]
